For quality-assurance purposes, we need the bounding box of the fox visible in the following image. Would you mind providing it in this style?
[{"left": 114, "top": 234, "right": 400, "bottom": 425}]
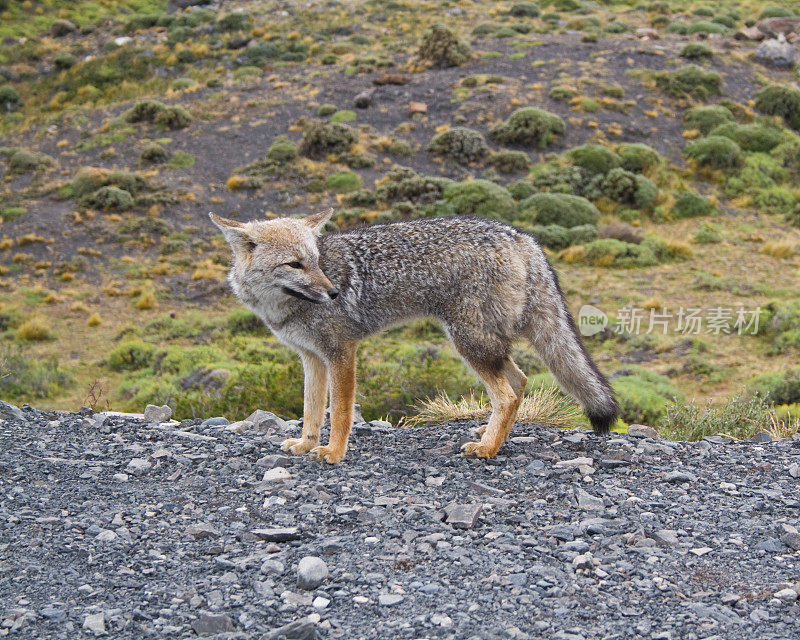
[{"left": 210, "top": 209, "right": 618, "bottom": 464}]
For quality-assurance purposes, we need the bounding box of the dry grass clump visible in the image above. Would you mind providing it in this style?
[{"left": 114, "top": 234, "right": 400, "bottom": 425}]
[
  {"left": 761, "top": 241, "right": 798, "bottom": 258},
  {"left": 17, "top": 317, "right": 51, "bottom": 341},
  {"left": 404, "top": 385, "right": 583, "bottom": 428}
]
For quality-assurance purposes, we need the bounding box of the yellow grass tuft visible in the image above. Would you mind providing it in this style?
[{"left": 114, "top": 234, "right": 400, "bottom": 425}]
[
  {"left": 559, "top": 245, "right": 586, "bottom": 264},
  {"left": 17, "top": 317, "right": 51, "bottom": 341},
  {"left": 135, "top": 291, "right": 157, "bottom": 310},
  {"left": 404, "top": 386, "right": 583, "bottom": 429},
  {"left": 87, "top": 313, "right": 102, "bottom": 327},
  {"left": 666, "top": 239, "right": 693, "bottom": 258},
  {"left": 761, "top": 241, "right": 798, "bottom": 259}
]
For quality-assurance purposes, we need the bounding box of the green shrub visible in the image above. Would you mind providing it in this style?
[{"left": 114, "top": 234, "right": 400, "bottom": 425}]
[
  {"left": 755, "top": 85, "right": 800, "bottom": 130},
  {"left": 375, "top": 167, "right": 453, "bottom": 204},
  {"left": 693, "top": 222, "right": 722, "bottom": 243},
  {"left": 583, "top": 238, "right": 657, "bottom": 267},
  {"left": 686, "top": 20, "right": 727, "bottom": 34},
  {"left": 317, "top": 103, "right": 337, "bottom": 117},
  {"left": 653, "top": 65, "right": 723, "bottom": 100},
  {"left": 416, "top": 23, "right": 472, "bottom": 67},
  {"left": 54, "top": 52, "right": 77, "bottom": 70},
  {"left": 331, "top": 110, "right": 357, "bottom": 123},
  {"left": 124, "top": 100, "right": 192, "bottom": 129},
  {"left": 427, "top": 127, "right": 489, "bottom": 164},
  {"left": 613, "top": 367, "right": 682, "bottom": 425},
  {"left": 326, "top": 171, "right": 362, "bottom": 193},
  {"left": 227, "top": 309, "right": 266, "bottom": 335},
  {"left": 748, "top": 368, "right": 800, "bottom": 406},
  {"left": 487, "top": 149, "right": 531, "bottom": 173},
  {"left": 516, "top": 193, "right": 600, "bottom": 227},
  {"left": 684, "top": 135, "right": 742, "bottom": 169},
  {"left": 564, "top": 144, "right": 621, "bottom": 175},
  {"left": 708, "top": 123, "right": 785, "bottom": 153},
  {"left": 679, "top": 43, "right": 713, "bottom": 60},
  {"left": 528, "top": 223, "right": 597, "bottom": 249},
  {"left": 617, "top": 143, "right": 661, "bottom": 173},
  {"left": 722, "top": 152, "right": 786, "bottom": 197},
  {"left": 683, "top": 104, "right": 735, "bottom": 134},
  {"left": 593, "top": 168, "right": 658, "bottom": 209},
  {"left": 509, "top": 2, "right": 539, "bottom": 17},
  {"left": 659, "top": 395, "right": 770, "bottom": 441},
  {"left": 530, "top": 164, "right": 588, "bottom": 195},
  {"left": 759, "top": 6, "right": 796, "bottom": 18},
  {"left": 266, "top": 136, "right": 297, "bottom": 164},
  {"left": 549, "top": 85, "right": 578, "bottom": 102},
  {"left": 671, "top": 190, "right": 714, "bottom": 218},
  {"left": 441, "top": 180, "right": 516, "bottom": 220},
  {"left": 754, "top": 186, "right": 797, "bottom": 216},
  {"left": 81, "top": 186, "right": 134, "bottom": 211},
  {"left": 0, "top": 351, "right": 73, "bottom": 400},
  {"left": 666, "top": 21, "right": 689, "bottom": 35},
  {"left": 0, "top": 85, "right": 20, "bottom": 110},
  {"left": 217, "top": 11, "right": 251, "bottom": 31},
  {"left": 605, "top": 21, "right": 630, "bottom": 33},
  {"left": 107, "top": 339, "right": 156, "bottom": 371},
  {"left": 1, "top": 206, "right": 25, "bottom": 221},
  {"left": 5, "top": 149, "right": 56, "bottom": 174},
  {"left": 140, "top": 143, "right": 168, "bottom": 164},
  {"left": 760, "top": 301, "right": 800, "bottom": 354},
  {"left": 299, "top": 121, "right": 357, "bottom": 158},
  {"left": 489, "top": 107, "right": 565, "bottom": 148},
  {"left": 508, "top": 180, "right": 535, "bottom": 200}
]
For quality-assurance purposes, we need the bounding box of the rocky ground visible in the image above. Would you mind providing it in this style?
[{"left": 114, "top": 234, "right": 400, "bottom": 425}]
[{"left": 1, "top": 401, "right": 799, "bottom": 640}]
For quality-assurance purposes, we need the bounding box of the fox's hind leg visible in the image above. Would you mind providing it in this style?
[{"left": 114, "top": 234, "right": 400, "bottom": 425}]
[
  {"left": 459, "top": 354, "right": 526, "bottom": 459},
  {"left": 282, "top": 351, "right": 328, "bottom": 455}
]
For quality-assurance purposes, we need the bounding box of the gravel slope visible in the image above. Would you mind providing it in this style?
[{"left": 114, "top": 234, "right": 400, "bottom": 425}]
[{"left": 1, "top": 403, "right": 799, "bottom": 639}]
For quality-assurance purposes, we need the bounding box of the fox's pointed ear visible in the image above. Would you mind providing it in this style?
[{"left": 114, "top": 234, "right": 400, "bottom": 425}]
[
  {"left": 303, "top": 208, "right": 333, "bottom": 233},
  {"left": 209, "top": 212, "right": 248, "bottom": 247}
]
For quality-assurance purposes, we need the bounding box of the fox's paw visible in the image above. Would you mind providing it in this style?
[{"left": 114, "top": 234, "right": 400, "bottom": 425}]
[
  {"left": 309, "top": 445, "right": 345, "bottom": 464},
  {"left": 281, "top": 437, "right": 316, "bottom": 455},
  {"left": 460, "top": 441, "right": 498, "bottom": 459}
]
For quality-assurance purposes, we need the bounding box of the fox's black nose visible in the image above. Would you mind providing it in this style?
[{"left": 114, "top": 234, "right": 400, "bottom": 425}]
[{"left": 328, "top": 288, "right": 339, "bottom": 300}]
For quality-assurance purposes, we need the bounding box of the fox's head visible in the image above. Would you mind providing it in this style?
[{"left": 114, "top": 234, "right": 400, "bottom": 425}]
[{"left": 209, "top": 209, "right": 339, "bottom": 304}]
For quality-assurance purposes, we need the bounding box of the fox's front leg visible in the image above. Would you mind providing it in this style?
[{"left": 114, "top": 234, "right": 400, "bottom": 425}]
[
  {"left": 310, "top": 344, "right": 357, "bottom": 464},
  {"left": 282, "top": 352, "right": 328, "bottom": 455}
]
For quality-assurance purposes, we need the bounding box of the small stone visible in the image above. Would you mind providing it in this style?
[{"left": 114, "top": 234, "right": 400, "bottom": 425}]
[
  {"left": 652, "top": 530, "right": 679, "bottom": 548},
  {"left": 555, "top": 457, "right": 594, "bottom": 469},
  {"left": 95, "top": 529, "right": 117, "bottom": 542},
  {"left": 409, "top": 101, "right": 427, "bottom": 114},
  {"left": 750, "top": 432, "right": 772, "bottom": 443},
  {"left": 191, "top": 611, "right": 234, "bottom": 636},
  {"left": 0, "top": 400, "right": 25, "bottom": 422},
  {"left": 312, "top": 596, "right": 330, "bottom": 609},
  {"left": 755, "top": 37, "right": 797, "bottom": 68},
  {"left": 297, "top": 556, "right": 328, "bottom": 590},
  {"left": 257, "top": 454, "right": 291, "bottom": 469},
  {"left": 262, "top": 618, "right": 317, "bottom": 640},
  {"left": 246, "top": 410, "right": 287, "bottom": 432},
  {"left": 444, "top": 503, "right": 482, "bottom": 529},
  {"left": 774, "top": 588, "right": 798, "bottom": 603},
  {"left": 185, "top": 523, "right": 220, "bottom": 539},
  {"left": 781, "top": 532, "right": 800, "bottom": 551},
  {"left": 635, "top": 28, "right": 659, "bottom": 39},
  {"left": 525, "top": 459, "right": 545, "bottom": 472},
  {"left": 225, "top": 420, "right": 254, "bottom": 434},
  {"left": 690, "top": 547, "right": 713, "bottom": 556},
  {"left": 200, "top": 416, "right": 229, "bottom": 427},
  {"left": 354, "top": 88, "right": 375, "bottom": 108},
  {"left": 789, "top": 462, "right": 800, "bottom": 478},
  {"left": 112, "top": 473, "right": 129, "bottom": 482},
  {"left": 735, "top": 26, "right": 765, "bottom": 40},
  {"left": 627, "top": 424, "right": 658, "bottom": 439},
  {"left": 144, "top": 404, "right": 171, "bottom": 424},
  {"left": 261, "top": 559, "right": 285, "bottom": 575},
  {"left": 251, "top": 527, "right": 302, "bottom": 542},
  {"left": 263, "top": 467, "right": 292, "bottom": 482},
  {"left": 126, "top": 458, "right": 151, "bottom": 474},
  {"left": 575, "top": 488, "right": 604, "bottom": 512},
  {"left": 83, "top": 612, "right": 105, "bottom": 636},
  {"left": 572, "top": 552, "right": 593, "bottom": 570},
  {"left": 369, "top": 419, "right": 392, "bottom": 430},
  {"left": 664, "top": 470, "right": 697, "bottom": 484},
  {"left": 755, "top": 538, "right": 784, "bottom": 553},
  {"left": 379, "top": 594, "right": 403, "bottom": 606}
]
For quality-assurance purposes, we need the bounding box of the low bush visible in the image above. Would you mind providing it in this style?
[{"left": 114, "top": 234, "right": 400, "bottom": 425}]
[
  {"left": 708, "top": 123, "right": 785, "bottom": 153},
  {"left": 489, "top": 107, "right": 565, "bottom": 148},
  {"left": 107, "top": 339, "right": 157, "bottom": 371},
  {"left": 679, "top": 43, "right": 713, "bottom": 60},
  {"left": 653, "top": 65, "right": 723, "bottom": 100},
  {"left": 326, "top": 171, "right": 362, "bottom": 193},
  {"left": 564, "top": 144, "right": 621, "bottom": 176},
  {"left": 684, "top": 136, "right": 742, "bottom": 169},
  {"left": 441, "top": 180, "right": 516, "bottom": 220},
  {"left": 299, "top": 121, "right": 357, "bottom": 158},
  {"left": 427, "top": 127, "right": 488, "bottom": 164},
  {"left": 416, "top": 24, "right": 472, "bottom": 67},
  {"left": 683, "top": 104, "right": 735, "bottom": 135},
  {"left": 81, "top": 186, "right": 134, "bottom": 211},
  {"left": 516, "top": 193, "right": 600, "bottom": 227},
  {"left": 754, "top": 85, "right": 800, "bottom": 130},
  {"left": 659, "top": 395, "right": 771, "bottom": 441},
  {"left": 747, "top": 368, "right": 800, "bottom": 406},
  {"left": 671, "top": 190, "right": 714, "bottom": 218},
  {"left": 613, "top": 367, "right": 682, "bottom": 425},
  {"left": 487, "top": 149, "right": 531, "bottom": 173},
  {"left": 616, "top": 143, "right": 661, "bottom": 173},
  {"left": 528, "top": 223, "right": 597, "bottom": 249}
]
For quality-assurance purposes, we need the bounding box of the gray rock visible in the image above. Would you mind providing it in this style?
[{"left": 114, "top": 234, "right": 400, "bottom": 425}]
[
  {"left": 262, "top": 617, "right": 318, "bottom": 640},
  {"left": 200, "top": 416, "right": 229, "bottom": 427},
  {"left": 627, "top": 424, "right": 658, "bottom": 439},
  {"left": 297, "top": 556, "right": 328, "bottom": 590},
  {"left": 226, "top": 420, "right": 254, "bottom": 434},
  {"left": 261, "top": 559, "right": 285, "bottom": 575},
  {"left": 354, "top": 88, "right": 375, "bottom": 108},
  {"left": 774, "top": 588, "right": 798, "bottom": 602},
  {"left": 750, "top": 431, "right": 772, "bottom": 443},
  {"left": 755, "top": 37, "right": 797, "bottom": 68},
  {"left": 251, "top": 527, "right": 303, "bottom": 542},
  {"left": 126, "top": 458, "right": 151, "bottom": 474},
  {"left": 263, "top": 467, "right": 291, "bottom": 482},
  {"left": 191, "top": 611, "right": 234, "bottom": 636},
  {"left": 246, "top": 409, "right": 288, "bottom": 432},
  {"left": 82, "top": 612, "right": 105, "bottom": 635},
  {"left": 444, "top": 503, "right": 482, "bottom": 529},
  {"left": 185, "top": 523, "right": 220, "bottom": 539},
  {"left": 755, "top": 538, "right": 784, "bottom": 553},
  {"left": 575, "top": 488, "right": 604, "bottom": 511},
  {"left": 378, "top": 593, "right": 404, "bottom": 606},
  {"left": 664, "top": 470, "right": 697, "bottom": 484},
  {"left": 144, "top": 404, "right": 172, "bottom": 424},
  {"left": 0, "top": 400, "right": 25, "bottom": 422},
  {"left": 652, "top": 530, "right": 679, "bottom": 548},
  {"left": 257, "top": 454, "right": 291, "bottom": 469}
]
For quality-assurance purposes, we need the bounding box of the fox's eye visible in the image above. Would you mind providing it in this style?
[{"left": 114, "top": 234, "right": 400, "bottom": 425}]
[{"left": 285, "top": 261, "right": 303, "bottom": 269}]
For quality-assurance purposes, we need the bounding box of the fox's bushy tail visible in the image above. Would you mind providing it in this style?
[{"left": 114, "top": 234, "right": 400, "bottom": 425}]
[{"left": 527, "top": 264, "right": 618, "bottom": 433}]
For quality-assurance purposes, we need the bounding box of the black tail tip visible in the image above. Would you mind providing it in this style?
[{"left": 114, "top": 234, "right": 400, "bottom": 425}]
[{"left": 587, "top": 401, "right": 618, "bottom": 435}]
